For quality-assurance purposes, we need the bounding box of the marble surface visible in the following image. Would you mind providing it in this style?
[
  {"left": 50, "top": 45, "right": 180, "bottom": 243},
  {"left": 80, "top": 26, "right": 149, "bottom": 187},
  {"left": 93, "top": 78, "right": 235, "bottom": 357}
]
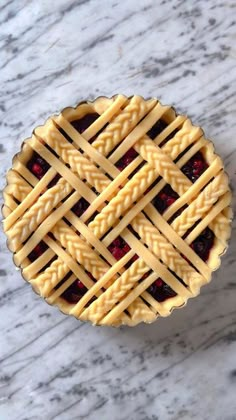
[{"left": 0, "top": 0, "right": 236, "bottom": 419}]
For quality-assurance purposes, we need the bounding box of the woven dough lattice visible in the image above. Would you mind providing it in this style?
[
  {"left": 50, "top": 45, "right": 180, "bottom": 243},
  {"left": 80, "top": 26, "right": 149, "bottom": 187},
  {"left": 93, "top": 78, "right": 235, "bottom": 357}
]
[{"left": 2, "top": 95, "right": 232, "bottom": 326}]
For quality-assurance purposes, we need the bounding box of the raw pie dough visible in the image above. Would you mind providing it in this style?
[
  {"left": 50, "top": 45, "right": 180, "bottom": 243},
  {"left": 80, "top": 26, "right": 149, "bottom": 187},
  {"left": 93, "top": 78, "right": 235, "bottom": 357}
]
[{"left": 2, "top": 95, "right": 232, "bottom": 326}]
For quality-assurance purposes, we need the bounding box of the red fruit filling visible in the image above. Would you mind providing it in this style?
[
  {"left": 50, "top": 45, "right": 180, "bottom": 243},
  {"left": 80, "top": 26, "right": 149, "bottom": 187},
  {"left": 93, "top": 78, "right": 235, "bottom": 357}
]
[
  {"left": 152, "top": 184, "right": 179, "bottom": 214},
  {"left": 116, "top": 148, "right": 138, "bottom": 171},
  {"left": 28, "top": 241, "right": 48, "bottom": 262},
  {"left": 190, "top": 227, "right": 214, "bottom": 262},
  {"left": 182, "top": 151, "right": 208, "bottom": 183},
  {"left": 71, "top": 198, "right": 89, "bottom": 217},
  {"left": 147, "top": 278, "right": 177, "bottom": 302},
  {"left": 61, "top": 279, "right": 88, "bottom": 304},
  {"left": 108, "top": 236, "right": 131, "bottom": 260},
  {"left": 71, "top": 113, "right": 100, "bottom": 134},
  {"left": 147, "top": 119, "right": 168, "bottom": 140},
  {"left": 27, "top": 152, "right": 50, "bottom": 179}
]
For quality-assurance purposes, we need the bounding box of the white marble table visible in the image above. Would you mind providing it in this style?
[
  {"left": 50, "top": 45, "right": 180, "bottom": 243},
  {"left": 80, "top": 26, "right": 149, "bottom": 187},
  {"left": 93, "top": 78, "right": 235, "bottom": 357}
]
[{"left": 0, "top": 1, "right": 236, "bottom": 419}]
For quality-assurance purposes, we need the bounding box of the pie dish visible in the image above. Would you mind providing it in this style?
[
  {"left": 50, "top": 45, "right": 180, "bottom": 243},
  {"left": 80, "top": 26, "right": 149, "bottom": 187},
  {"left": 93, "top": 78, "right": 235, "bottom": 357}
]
[{"left": 2, "top": 95, "right": 232, "bottom": 326}]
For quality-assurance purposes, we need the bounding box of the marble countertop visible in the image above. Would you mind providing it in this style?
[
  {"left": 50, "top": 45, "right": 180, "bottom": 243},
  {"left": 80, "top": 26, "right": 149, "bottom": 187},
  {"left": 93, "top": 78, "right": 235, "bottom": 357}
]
[{"left": 0, "top": 1, "right": 236, "bottom": 419}]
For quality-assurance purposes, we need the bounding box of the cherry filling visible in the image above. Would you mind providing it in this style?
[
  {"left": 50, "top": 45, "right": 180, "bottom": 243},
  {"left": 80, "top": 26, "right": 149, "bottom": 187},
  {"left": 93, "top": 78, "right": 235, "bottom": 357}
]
[
  {"left": 108, "top": 236, "right": 132, "bottom": 260},
  {"left": 147, "top": 119, "right": 168, "bottom": 140},
  {"left": 190, "top": 227, "right": 214, "bottom": 262},
  {"left": 71, "top": 113, "right": 100, "bottom": 134},
  {"left": 152, "top": 184, "right": 179, "bottom": 215},
  {"left": 182, "top": 151, "right": 208, "bottom": 183},
  {"left": 26, "top": 120, "right": 214, "bottom": 305},
  {"left": 61, "top": 279, "right": 87, "bottom": 304},
  {"left": 148, "top": 278, "right": 177, "bottom": 302},
  {"left": 27, "top": 152, "right": 50, "bottom": 179},
  {"left": 116, "top": 148, "right": 138, "bottom": 171},
  {"left": 71, "top": 197, "right": 89, "bottom": 217},
  {"left": 28, "top": 241, "right": 48, "bottom": 262}
]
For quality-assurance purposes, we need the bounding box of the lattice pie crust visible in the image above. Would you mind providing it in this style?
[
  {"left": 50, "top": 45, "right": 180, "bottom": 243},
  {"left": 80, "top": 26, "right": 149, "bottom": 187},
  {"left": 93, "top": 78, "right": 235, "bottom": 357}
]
[{"left": 2, "top": 95, "right": 232, "bottom": 326}]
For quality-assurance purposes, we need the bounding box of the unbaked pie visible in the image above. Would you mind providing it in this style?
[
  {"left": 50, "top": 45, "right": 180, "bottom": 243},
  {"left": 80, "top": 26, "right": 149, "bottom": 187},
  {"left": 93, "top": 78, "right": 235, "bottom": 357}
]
[{"left": 2, "top": 95, "right": 232, "bottom": 326}]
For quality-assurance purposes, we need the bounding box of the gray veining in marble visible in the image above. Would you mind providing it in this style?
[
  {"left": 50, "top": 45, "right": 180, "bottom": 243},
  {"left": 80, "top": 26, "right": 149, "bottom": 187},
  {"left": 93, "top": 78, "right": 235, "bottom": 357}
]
[{"left": 0, "top": 0, "right": 236, "bottom": 419}]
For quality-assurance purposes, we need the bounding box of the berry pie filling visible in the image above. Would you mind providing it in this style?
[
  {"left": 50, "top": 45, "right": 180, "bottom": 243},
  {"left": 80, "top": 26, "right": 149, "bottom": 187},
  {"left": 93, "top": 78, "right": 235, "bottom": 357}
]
[
  {"left": 108, "top": 236, "right": 131, "bottom": 261},
  {"left": 152, "top": 184, "right": 179, "bottom": 215},
  {"left": 59, "top": 278, "right": 88, "bottom": 304},
  {"left": 28, "top": 241, "right": 48, "bottom": 262},
  {"left": 116, "top": 148, "right": 138, "bottom": 171},
  {"left": 71, "top": 113, "right": 100, "bottom": 134},
  {"left": 27, "top": 152, "right": 50, "bottom": 180},
  {"left": 182, "top": 151, "right": 208, "bottom": 182},
  {"left": 26, "top": 114, "right": 215, "bottom": 305},
  {"left": 147, "top": 119, "right": 168, "bottom": 140},
  {"left": 71, "top": 197, "right": 89, "bottom": 218}
]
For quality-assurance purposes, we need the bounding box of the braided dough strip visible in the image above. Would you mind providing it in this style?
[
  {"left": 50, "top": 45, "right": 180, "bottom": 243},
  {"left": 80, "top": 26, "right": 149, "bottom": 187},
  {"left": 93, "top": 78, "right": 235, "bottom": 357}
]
[
  {"left": 35, "top": 121, "right": 111, "bottom": 193},
  {"left": 4, "top": 167, "right": 57, "bottom": 231},
  {"left": 100, "top": 273, "right": 185, "bottom": 325},
  {"left": 7, "top": 178, "right": 72, "bottom": 251},
  {"left": 51, "top": 220, "right": 108, "bottom": 281},
  {"left": 31, "top": 258, "right": 69, "bottom": 298},
  {"left": 61, "top": 94, "right": 127, "bottom": 132},
  {"left": 131, "top": 213, "right": 203, "bottom": 287},
  {"left": 124, "top": 296, "right": 156, "bottom": 324},
  {"left": 89, "top": 163, "right": 157, "bottom": 238},
  {"left": 70, "top": 250, "right": 134, "bottom": 316},
  {"left": 105, "top": 135, "right": 225, "bottom": 286},
  {"left": 2, "top": 169, "right": 61, "bottom": 282},
  {"left": 40, "top": 235, "right": 104, "bottom": 298},
  {"left": 79, "top": 259, "right": 150, "bottom": 324},
  {"left": 2, "top": 178, "right": 79, "bottom": 299},
  {"left": 54, "top": 111, "right": 195, "bottom": 228},
  {"left": 89, "top": 120, "right": 198, "bottom": 239},
  {"left": 108, "top": 103, "right": 170, "bottom": 164},
  {"left": 14, "top": 190, "right": 80, "bottom": 264},
  {"left": 28, "top": 135, "right": 96, "bottom": 201},
  {"left": 163, "top": 155, "right": 223, "bottom": 222},
  {"left": 53, "top": 99, "right": 172, "bottom": 184},
  {"left": 161, "top": 120, "right": 202, "bottom": 157},
  {"left": 102, "top": 138, "right": 206, "bottom": 245},
  {"left": 134, "top": 137, "right": 192, "bottom": 195},
  {"left": 53, "top": 110, "right": 204, "bottom": 284},
  {"left": 6, "top": 96, "right": 146, "bottom": 253},
  {"left": 92, "top": 96, "right": 153, "bottom": 155},
  {"left": 171, "top": 172, "right": 229, "bottom": 237},
  {"left": 185, "top": 192, "right": 232, "bottom": 245},
  {"left": 4, "top": 170, "right": 32, "bottom": 202}
]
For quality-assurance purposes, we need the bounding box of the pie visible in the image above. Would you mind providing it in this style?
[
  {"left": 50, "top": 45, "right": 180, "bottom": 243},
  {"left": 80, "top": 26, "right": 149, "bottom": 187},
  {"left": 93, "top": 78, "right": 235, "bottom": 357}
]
[{"left": 2, "top": 95, "right": 232, "bottom": 326}]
